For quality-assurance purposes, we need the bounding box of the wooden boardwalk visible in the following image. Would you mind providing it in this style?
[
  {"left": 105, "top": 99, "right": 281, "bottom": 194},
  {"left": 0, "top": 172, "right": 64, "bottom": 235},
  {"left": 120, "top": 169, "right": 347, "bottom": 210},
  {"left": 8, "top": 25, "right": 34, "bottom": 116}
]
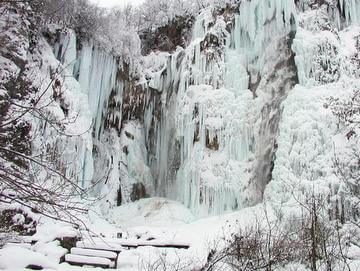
[
  {"left": 64, "top": 236, "right": 191, "bottom": 269},
  {"left": 5, "top": 235, "right": 191, "bottom": 269}
]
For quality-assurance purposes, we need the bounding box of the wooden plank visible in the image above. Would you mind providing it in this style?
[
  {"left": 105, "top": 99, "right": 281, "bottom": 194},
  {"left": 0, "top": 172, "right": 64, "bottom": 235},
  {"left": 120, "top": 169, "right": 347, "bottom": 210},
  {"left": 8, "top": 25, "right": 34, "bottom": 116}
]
[
  {"left": 76, "top": 241, "right": 123, "bottom": 252},
  {"left": 70, "top": 247, "right": 117, "bottom": 259},
  {"left": 164, "top": 241, "right": 191, "bottom": 249},
  {"left": 136, "top": 240, "right": 167, "bottom": 247},
  {"left": 77, "top": 238, "right": 190, "bottom": 250},
  {"left": 65, "top": 254, "right": 112, "bottom": 267},
  {"left": 136, "top": 240, "right": 190, "bottom": 249},
  {"left": 81, "top": 237, "right": 138, "bottom": 248},
  {"left": 109, "top": 239, "right": 138, "bottom": 248}
]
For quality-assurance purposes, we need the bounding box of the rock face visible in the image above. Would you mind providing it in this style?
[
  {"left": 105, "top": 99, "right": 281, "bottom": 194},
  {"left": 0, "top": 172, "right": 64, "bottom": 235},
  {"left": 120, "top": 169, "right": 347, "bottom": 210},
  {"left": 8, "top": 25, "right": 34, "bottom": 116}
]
[
  {"left": 0, "top": 4, "right": 36, "bottom": 170},
  {"left": 140, "top": 15, "right": 195, "bottom": 55},
  {"left": 2, "top": 0, "right": 360, "bottom": 218},
  {"left": 0, "top": 3, "right": 94, "bottom": 201}
]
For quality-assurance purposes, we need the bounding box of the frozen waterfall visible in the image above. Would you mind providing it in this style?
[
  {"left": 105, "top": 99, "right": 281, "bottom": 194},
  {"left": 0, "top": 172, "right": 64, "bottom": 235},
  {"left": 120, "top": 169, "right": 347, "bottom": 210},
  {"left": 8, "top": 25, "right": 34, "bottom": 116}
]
[
  {"left": 53, "top": 30, "right": 124, "bottom": 190},
  {"left": 49, "top": 0, "right": 360, "bottom": 218},
  {"left": 141, "top": 0, "right": 298, "bottom": 216}
]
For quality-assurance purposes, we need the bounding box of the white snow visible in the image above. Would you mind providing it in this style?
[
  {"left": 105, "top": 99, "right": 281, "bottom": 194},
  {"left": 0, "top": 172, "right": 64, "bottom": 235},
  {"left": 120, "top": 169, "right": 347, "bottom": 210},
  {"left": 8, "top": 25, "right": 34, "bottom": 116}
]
[
  {"left": 65, "top": 254, "right": 113, "bottom": 267},
  {"left": 265, "top": 18, "right": 360, "bottom": 221},
  {"left": 70, "top": 247, "right": 117, "bottom": 259},
  {"left": 76, "top": 241, "right": 123, "bottom": 252},
  {"left": 34, "top": 241, "right": 68, "bottom": 264},
  {"left": 0, "top": 246, "right": 57, "bottom": 270},
  {"left": 33, "top": 218, "right": 78, "bottom": 243},
  {"left": 109, "top": 197, "right": 195, "bottom": 228},
  {"left": 89, "top": 0, "right": 145, "bottom": 8}
]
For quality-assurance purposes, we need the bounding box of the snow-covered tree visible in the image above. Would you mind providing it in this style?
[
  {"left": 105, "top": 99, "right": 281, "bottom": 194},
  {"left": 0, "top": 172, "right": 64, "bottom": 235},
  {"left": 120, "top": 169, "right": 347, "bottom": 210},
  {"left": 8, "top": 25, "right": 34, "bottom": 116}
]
[{"left": 0, "top": 1, "right": 96, "bottom": 230}]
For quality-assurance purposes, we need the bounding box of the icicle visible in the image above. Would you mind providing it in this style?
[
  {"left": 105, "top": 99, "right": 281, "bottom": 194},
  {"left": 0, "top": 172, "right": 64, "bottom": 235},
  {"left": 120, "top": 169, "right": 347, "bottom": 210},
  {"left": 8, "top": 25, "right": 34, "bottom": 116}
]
[
  {"left": 228, "top": 0, "right": 296, "bottom": 67},
  {"left": 340, "top": 0, "right": 344, "bottom": 14},
  {"left": 74, "top": 41, "right": 124, "bottom": 139},
  {"left": 54, "top": 30, "right": 77, "bottom": 76}
]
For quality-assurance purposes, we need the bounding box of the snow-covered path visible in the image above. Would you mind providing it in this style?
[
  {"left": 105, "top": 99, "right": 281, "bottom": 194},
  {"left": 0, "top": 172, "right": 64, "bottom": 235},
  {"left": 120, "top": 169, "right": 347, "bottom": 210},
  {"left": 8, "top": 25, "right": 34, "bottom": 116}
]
[{"left": 0, "top": 198, "right": 268, "bottom": 271}]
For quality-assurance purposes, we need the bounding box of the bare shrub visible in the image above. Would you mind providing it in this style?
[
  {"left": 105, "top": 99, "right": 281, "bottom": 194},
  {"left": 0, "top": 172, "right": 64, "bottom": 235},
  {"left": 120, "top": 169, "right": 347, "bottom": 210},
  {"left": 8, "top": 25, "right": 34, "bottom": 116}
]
[{"left": 202, "top": 202, "right": 351, "bottom": 271}]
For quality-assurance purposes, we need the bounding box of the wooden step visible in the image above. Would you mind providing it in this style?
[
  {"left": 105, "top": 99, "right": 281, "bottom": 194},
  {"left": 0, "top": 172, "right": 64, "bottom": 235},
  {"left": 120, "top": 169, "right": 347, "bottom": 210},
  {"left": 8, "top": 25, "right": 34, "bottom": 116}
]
[
  {"left": 65, "top": 254, "right": 115, "bottom": 268},
  {"left": 82, "top": 237, "right": 190, "bottom": 249},
  {"left": 76, "top": 241, "right": 123, "bottom": 252},
  {"left": 161, "top": 241, "right": 191, "bottom": 249},
  {"left": 70, "top": 247, "right": 118, "bottom": 259},
  {"left": 134, "top": 240, "right": 190, "bottom": 249},
  {"left": 83, "top": 237, "right": 138, "bottom": 248}
]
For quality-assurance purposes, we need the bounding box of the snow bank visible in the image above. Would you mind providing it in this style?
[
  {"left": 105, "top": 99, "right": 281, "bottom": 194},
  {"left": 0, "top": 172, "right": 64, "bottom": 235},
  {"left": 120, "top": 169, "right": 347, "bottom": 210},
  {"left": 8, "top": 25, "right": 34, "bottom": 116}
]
[
  {"left": 65, "top": 254, "right": 112, "bottom": 267},
  {"left": 109, "top": 197, "right": 195, "bottom": 228},
  {"left": 70, "top": 247, "right": 117, "bottom": 259},
  {"left": 0, "top": 246, "right": 57, "bottom": 270}
]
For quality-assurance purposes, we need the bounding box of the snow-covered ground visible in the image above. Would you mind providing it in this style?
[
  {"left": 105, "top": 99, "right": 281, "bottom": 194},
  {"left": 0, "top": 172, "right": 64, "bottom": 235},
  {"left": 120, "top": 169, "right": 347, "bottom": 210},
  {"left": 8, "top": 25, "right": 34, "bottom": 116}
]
[
  {"left": 0, "top": 198, "right": 272, "bottom": 271},
  {"left": 3, "top": 197, "right": 360, "bottom": 270}
]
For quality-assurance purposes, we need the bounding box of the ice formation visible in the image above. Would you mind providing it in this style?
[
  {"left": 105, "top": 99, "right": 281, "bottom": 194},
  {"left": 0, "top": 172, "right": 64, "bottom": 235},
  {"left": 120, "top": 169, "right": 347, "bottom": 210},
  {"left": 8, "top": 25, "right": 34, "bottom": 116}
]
[
  {"left": 133, "top": 0, "right": 299, "bottom": 216},
  {"left": 46, "top": 0, "right": 360, "bottom": 217},
  {"left": 55, "top": 30, "right": 124, "bottom": 139},
  {"left": 265, "top": 4, "right": 360, "bottom": 218},
  {"left": 53, "top": 30, "right": 126, "bottom": 194}
]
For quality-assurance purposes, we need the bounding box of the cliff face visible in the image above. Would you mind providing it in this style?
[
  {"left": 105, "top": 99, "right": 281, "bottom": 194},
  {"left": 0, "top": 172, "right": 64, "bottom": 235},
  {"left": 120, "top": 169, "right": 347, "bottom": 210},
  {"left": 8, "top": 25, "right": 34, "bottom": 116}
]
[
  {"left": 2, "top": 0, "right": 360, "bottom": 218},
  {"left": 0, "top": 3, "right": 94, "bottom": 198}
]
